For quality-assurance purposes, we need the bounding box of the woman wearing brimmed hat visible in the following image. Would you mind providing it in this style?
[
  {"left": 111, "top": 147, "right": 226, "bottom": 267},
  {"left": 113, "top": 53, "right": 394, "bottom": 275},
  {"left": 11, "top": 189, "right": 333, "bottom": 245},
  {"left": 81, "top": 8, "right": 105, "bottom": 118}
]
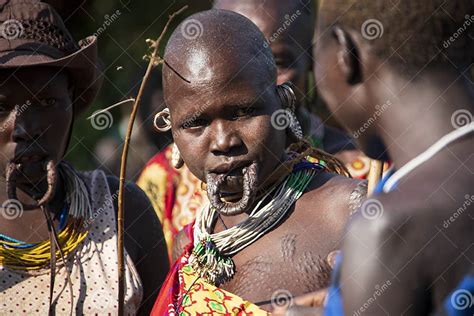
[{"left": 0, "top": 0, "right": 169, "bottom": 315}]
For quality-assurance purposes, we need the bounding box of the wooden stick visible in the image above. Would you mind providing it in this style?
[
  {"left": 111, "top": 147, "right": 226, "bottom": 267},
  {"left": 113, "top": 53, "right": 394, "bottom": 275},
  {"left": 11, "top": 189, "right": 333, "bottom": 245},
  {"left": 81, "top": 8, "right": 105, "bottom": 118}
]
[
  {"left": 86, "top": 98, "right": 135, "bottom": 120},
  {"left": 367, "top": 159, "right": 384, "bottom": 196},
  {"left": 116, "top": 6, "right": 188, "bottom": 315}
]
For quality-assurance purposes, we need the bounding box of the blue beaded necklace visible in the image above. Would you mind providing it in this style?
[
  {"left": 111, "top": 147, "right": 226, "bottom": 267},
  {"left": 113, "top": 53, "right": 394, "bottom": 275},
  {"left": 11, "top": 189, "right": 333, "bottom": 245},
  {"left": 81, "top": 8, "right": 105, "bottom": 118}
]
[{"left": 0, "top": 204, "right": 69, "bottom": 249}]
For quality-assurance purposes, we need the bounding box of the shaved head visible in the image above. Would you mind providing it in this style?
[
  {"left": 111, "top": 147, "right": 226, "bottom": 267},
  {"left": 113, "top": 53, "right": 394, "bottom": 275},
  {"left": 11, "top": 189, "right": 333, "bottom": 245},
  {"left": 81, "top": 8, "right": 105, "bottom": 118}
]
[
  {"left": 163, "top": 9, "right": 276, "bottom": 97},
  {"left": 161, "top": 9, "right": 288, "bottom": 205},
  {"left": 214, "top": 0, "right": 315, "bottom": 49},
  {"left": 213, "top": 1, "right": 316, "bottom": 107}
]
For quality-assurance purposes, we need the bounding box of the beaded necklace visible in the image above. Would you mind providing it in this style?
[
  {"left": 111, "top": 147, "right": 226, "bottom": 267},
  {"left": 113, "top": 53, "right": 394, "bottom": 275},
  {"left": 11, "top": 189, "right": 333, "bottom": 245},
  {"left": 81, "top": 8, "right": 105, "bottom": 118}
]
[
  {"left": 190, "top": 161, "right": 322, "bottom": 286},
  {"left": 0, "top": 205, "right": 67, "bottom": 249}
]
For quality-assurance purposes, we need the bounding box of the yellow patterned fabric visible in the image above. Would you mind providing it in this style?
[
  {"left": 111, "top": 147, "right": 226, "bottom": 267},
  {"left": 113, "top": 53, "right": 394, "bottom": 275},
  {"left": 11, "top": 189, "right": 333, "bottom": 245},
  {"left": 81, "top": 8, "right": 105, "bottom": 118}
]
[
  {"left": 137, "top": 145, "right": 206, "bottom": 261},
  {"left": 167, "top": 262, "right": 269, "bottom": 315},
  {"left": 178, "top": 264, "right": 269, "bottom": 315}
]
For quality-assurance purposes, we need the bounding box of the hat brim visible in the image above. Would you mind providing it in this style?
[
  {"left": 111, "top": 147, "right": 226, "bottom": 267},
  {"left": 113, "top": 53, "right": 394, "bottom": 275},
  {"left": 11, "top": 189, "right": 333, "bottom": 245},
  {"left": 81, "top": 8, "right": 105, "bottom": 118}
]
[{"left": 0, "top": 36, "right": 103, "bottom": 115}]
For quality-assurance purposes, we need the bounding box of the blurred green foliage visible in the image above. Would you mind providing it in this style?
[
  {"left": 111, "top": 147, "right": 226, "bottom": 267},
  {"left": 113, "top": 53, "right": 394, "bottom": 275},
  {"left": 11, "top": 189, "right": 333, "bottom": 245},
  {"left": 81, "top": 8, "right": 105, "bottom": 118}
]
[{"left": 62, "top": 0, "right": 211, "bottom": 170}]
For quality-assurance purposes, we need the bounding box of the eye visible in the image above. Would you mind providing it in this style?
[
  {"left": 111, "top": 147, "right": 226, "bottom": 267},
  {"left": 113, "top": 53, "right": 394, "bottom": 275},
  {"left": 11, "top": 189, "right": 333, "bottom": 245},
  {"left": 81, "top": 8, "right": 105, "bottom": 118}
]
[
  {"left": 275, "top": 57, "right": 291, "bottom": 69},
  {"left": 0, "top": 102, "right": 11, "bottom": 115},
  {"left": 39, "top": 98, "right": 57, "bottom": 107},
  {"left": 234, "top": 106, "right": 255, "bottom": 119},
  {"left": 181, "top": 117, "right": 209, "bottom": 129}
]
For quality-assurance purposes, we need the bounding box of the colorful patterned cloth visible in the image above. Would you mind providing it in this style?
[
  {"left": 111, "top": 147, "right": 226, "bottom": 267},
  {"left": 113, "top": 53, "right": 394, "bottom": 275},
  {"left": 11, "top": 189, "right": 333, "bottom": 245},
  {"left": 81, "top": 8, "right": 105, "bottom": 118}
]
[
  {"left": 136, "top": 146, "right": 207, "bottom": 262},
  {"left": 151, "top": 224, "right": 269, "bottom": 316}
]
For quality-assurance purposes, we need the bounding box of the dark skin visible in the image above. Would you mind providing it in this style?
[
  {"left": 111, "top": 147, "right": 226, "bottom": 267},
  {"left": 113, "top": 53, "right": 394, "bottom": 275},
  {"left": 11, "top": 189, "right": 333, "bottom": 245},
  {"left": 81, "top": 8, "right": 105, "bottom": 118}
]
[
  {"left": 213, "top": 0, "right": 362, "bottom": 164},
  {"left": 163, "top": 11, "right": 362, "bottom": 312},
  {"left": 281, "top": 8, "right": 474, "bottom": 316},
  {"left": 0, "top": 67, "right": 169, "bottom": 315}
]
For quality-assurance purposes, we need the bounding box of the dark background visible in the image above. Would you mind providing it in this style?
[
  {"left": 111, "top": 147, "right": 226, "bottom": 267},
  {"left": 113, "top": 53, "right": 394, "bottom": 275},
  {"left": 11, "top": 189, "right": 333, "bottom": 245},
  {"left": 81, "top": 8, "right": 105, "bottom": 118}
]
[{"left": 47, "top": 0, "right": 211, "bottom": 172}]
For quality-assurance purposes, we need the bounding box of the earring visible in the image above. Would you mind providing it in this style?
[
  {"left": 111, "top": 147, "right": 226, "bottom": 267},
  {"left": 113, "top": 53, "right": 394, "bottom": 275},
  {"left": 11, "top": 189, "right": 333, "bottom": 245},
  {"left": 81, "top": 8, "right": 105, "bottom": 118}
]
[
  {"left": 153, "top": 108, "right": 172, "bottom": 132},
  {"left": 288, "top": 110, "right": 303, "bottom": 140},
  {"left": 171, "top": 143, "right": 184, "bottom": 169},
  {"left": 277, "top": 82, "right": 303, "bottom": 140}
]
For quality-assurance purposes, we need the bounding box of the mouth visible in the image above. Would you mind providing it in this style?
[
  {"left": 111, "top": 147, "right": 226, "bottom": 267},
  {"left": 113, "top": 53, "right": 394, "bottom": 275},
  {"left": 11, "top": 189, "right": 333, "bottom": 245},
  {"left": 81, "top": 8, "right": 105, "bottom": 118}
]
[
  {"left": 14, "top": 154, "right": 46, "bottom": 164},
  {"left": 13, "top": 149, "right": 47, "bottom": 165},
  {"left": 6, "top": 150, "right": 49, "bottom": 183},
  {"left": 210, "top": 160, "right": 253, "bottom": 176},
  {"left": 208, "top": 160, "right": 253, "bottom": 192},
  {"left": 206, "top": 161, "right": 259, "bottom": 216},
  {"left": 5, "top": 159, "right": 57, "bottom": 209}
]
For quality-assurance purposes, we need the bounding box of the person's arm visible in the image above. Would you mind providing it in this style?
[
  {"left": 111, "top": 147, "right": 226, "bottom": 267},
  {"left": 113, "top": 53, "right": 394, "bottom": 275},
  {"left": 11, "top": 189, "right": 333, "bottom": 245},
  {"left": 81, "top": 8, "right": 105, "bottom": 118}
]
[{"left": 107, "top": 176, "right": 170, "bottom": 316}]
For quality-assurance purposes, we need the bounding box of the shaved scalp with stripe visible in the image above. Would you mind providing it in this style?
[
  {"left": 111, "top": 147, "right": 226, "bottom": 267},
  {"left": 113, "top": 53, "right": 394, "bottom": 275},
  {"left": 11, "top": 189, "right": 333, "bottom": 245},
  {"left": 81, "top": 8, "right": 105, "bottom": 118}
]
[{"left": 161, "top": 9, "right": 287, "bottom": 189}]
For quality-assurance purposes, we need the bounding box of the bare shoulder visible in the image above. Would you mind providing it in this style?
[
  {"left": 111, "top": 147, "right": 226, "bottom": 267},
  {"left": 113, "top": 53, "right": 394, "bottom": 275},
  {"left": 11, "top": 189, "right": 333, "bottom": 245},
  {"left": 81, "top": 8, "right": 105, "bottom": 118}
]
[
  {"left": 292, "top": 171, "right": 366, "bottom": 249},
  {"left": 300, "top": 171, "right": 367, "bottom": 217}
]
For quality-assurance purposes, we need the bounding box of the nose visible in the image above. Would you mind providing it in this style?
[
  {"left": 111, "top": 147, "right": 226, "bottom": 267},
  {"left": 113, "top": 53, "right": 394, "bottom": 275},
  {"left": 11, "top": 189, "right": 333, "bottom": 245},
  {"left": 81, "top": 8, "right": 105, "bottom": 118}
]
[
  {"left": 11, "top": 107, "right": 42, "bottom": 142},
  {"left": 210, "top": 120, "right": 243, "bottom": 155}
]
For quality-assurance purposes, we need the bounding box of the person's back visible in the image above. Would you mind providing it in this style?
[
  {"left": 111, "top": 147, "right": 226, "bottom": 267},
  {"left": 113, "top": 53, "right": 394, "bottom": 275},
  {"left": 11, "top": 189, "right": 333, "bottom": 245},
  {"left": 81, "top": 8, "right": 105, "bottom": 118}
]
[{"left": 305, "top": 1, "right": 474, "bottom": 315}]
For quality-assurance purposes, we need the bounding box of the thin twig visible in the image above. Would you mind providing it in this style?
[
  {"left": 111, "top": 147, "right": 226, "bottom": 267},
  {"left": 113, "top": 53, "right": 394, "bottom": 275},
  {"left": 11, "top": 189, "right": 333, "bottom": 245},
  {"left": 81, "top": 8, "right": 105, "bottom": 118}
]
[
  {"left": 116, "top": 5, "right": 188, "bottom": 316},
  {"left": 86, "top": 98, "right": 135, "bottom": 120}
]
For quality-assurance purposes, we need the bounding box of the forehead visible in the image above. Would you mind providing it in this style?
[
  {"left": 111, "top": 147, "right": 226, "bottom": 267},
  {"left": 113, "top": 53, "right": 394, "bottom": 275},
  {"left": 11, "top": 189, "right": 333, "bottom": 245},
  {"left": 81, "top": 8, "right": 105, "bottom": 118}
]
[{"left": 164, "top": 58, "right": 270, "bottom": 115}]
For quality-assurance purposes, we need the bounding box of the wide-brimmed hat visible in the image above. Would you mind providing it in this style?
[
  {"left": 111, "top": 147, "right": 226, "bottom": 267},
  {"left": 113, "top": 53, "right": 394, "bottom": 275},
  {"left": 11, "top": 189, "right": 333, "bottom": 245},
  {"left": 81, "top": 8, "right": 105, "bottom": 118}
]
[{"left": 0, "top": 0, "right": 103, "bottom": 114}]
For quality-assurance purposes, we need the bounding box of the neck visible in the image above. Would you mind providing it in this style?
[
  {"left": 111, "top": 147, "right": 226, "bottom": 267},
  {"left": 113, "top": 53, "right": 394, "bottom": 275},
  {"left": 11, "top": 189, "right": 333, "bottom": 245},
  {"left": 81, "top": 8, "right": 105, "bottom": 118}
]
[{"left": 374, "top": 65, "right": 473, "bottom": 169}]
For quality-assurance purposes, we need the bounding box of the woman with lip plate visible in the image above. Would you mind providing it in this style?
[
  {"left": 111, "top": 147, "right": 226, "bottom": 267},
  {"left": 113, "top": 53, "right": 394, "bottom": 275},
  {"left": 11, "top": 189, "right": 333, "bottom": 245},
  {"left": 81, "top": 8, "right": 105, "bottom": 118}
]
[
  {"left": 0, "top": 1, "right": 169, "bottom": 315},
  {"left": 137, "top": 0, "right": 371, "bottom": 266},
  {"left": 151, "top": 10, "right": 367, "bottom": 315}
]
